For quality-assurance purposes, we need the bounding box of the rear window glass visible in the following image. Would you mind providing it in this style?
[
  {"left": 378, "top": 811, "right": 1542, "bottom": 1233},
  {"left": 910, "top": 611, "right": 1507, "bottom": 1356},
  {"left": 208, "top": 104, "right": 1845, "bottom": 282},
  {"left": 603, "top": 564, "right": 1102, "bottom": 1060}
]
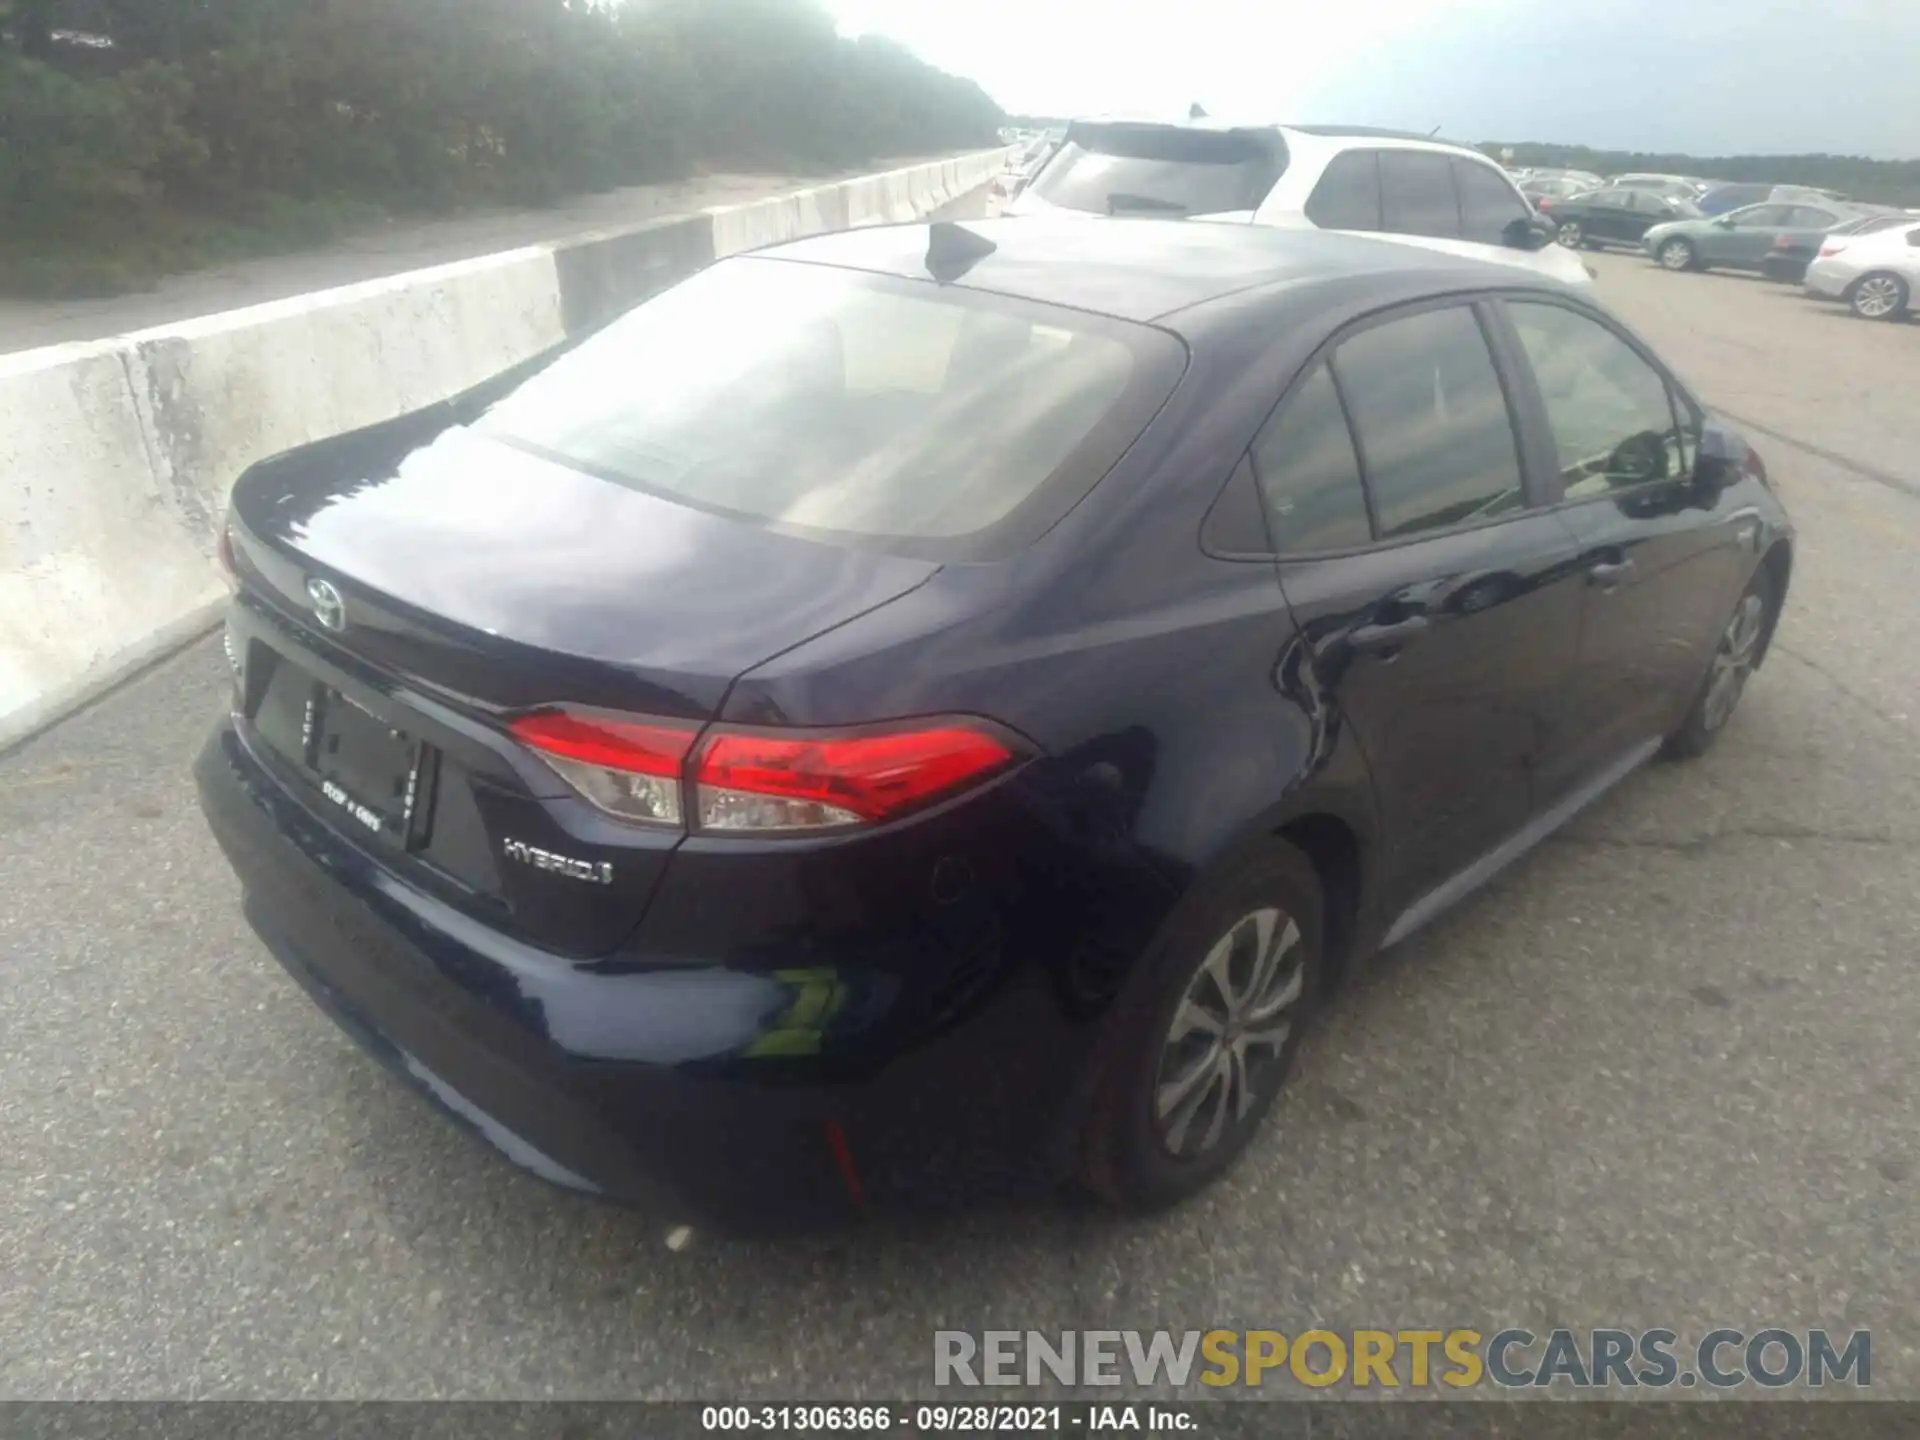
[
  {"left": 1305, "top": 150, "right": 1382, "bottom": 230},
  {"left": 1028, "top": 124, "right": 1286, "bottom": 216},
  {"left": 1332, "top": 306, "right": 1525, "bottom": 538},
  {"left": 1379, "top": 151, "right": 1461, "bottom": 239},
  {"left": 1251, "top": 364, "right": 1372, "bottom": 553},
  {"left": 478, "top": 259, "right": 1182, "bottom": 553}
]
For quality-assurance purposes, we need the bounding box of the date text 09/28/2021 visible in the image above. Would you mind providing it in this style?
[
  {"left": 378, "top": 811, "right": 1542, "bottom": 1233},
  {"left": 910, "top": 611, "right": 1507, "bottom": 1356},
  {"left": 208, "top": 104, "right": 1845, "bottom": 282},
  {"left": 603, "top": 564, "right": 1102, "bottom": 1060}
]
[{"left": 702, "top": 1406, "right": 1183, "bottom": 1432}]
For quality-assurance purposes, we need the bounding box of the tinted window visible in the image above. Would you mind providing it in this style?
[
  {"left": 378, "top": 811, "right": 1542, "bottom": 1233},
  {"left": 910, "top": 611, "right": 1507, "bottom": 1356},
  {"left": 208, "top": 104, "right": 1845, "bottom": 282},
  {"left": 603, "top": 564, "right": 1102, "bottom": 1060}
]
[
  {"left": 1027, "top": 124, "right": 1285, "bottom": 215},
  {"left": 481, "top": 260, "right": 1169, "bottom": 547},
  {"left": 1589, "top": 190, "right": 1632, "bottom": 209},
  {"left": 1713, "top": 184, "right": 1769, "bottom": 207},
  {"left": 1731, "top": 204, "right": 1795, "bottom": 227},
  {"left": 1786, "top": 206, "right": 1839, "bottom": 228},
  {"left": 1507, "top": 301, "right": 1686, "bottom": 500},
  {"left": 1305, "top": 150, "right": 1382, "bottom": 230},
  {"left": 1380, "top": 151, "right": 1461, "bottom": 238},
  {"left": 1332, "top": 306, "right": 1525, "bottom": 538},
  {"left": 1454, "top": 160, "right": 1530, "bottom": 243},
  {"left": 1250, "top": 365, "right": 1372, "bottom": 553}
]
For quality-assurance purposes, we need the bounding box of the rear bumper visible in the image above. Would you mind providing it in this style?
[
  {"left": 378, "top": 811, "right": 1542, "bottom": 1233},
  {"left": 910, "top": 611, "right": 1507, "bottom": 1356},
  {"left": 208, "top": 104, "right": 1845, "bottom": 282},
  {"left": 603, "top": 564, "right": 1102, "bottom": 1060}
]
[
  {"left": 196, "top": 718, "right": 1116, "bottom": 1229},
  {"left": 1803, "top": 260, "right": 1852, "bottom": 299}
]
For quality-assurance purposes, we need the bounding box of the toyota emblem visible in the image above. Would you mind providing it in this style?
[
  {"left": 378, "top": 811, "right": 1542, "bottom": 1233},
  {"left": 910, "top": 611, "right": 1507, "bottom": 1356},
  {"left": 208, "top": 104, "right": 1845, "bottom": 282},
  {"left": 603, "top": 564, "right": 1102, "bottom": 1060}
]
[{"left": 306, "top": 577, "right": 347, "bottom": 632}]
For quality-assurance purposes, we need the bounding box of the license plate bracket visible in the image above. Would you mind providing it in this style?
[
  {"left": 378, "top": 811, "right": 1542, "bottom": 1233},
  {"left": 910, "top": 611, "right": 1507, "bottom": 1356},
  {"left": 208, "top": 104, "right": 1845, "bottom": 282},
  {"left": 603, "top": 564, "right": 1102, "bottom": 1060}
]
[
  {"left": 310, "top": 688, "right": 424, "bottom": 843},
  {"left": 252, "top": 654, "right": 430, "bottom": 846}
]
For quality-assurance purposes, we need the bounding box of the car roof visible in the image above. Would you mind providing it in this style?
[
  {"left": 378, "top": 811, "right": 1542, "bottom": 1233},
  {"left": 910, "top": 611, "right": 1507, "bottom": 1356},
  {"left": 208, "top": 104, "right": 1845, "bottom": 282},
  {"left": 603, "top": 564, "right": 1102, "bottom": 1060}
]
[
  {"left": 1061, "top": 116, "right": 1481, "bottom": 151},
  {"left": 753, "top": 216, "right": 1536, "bottom": 326},
  {"left": 1067, "top": 113, "right": 1283, "bottom": 135},
  {"left": 1282, "top": 123, "right": 1460, "bottom": 144}
]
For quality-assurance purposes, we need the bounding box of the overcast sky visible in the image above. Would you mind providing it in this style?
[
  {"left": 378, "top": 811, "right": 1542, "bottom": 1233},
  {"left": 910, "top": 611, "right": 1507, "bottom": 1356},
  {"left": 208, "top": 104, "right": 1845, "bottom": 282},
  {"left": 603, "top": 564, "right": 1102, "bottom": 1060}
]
[{"left": 827, "top": 0, "right": 1920, "bottom": 159}]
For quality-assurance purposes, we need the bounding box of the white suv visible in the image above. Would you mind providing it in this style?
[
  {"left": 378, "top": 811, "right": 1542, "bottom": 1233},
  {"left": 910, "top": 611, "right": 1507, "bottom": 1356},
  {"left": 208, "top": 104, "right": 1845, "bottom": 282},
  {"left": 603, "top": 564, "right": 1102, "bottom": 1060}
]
[{"left": 1005, "top": 119, "right": 1593, "bottom": 288}]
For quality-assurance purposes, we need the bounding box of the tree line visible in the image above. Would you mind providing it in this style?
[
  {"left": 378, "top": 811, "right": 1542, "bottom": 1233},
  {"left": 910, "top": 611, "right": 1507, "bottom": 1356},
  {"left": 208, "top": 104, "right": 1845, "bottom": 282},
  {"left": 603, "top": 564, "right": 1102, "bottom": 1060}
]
[
  {"left": 0, "top": 0, "right": 1006, "bottom": 295},
  {"left": 1487, "top": 142, "right": 1920, "bottom": 206}
]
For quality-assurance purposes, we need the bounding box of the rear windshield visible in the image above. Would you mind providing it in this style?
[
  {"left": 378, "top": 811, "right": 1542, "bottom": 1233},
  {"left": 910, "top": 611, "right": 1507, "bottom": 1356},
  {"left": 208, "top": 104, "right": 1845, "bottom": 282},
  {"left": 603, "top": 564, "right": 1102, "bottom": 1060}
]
[
  {"left": 477, "top": 258, "right": 1185, "bottom": 556},
  {"left": 1026, "top": 123, "right": 1287, "bottom": 216}
]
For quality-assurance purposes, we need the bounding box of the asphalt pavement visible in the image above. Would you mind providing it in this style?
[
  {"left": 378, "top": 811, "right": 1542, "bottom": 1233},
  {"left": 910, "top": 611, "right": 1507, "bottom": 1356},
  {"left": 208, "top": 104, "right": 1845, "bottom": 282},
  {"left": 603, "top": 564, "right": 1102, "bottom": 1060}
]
[{"left": 3, "top": 244, "right": 1918, "bottom": 1400}]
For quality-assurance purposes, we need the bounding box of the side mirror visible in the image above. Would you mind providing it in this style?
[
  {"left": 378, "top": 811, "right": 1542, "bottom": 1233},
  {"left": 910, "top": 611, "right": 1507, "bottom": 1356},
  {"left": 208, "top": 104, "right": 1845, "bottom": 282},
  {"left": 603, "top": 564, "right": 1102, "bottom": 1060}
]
[
  {"left": 1505, "top": 213, "right": 1556, "bottom": 251},
  {"left": 1692, "top": 420, "right": 1747, "bottom": 500},
  {"left": 1714, "top": 216, "right": 1736, "bottom": 228}
]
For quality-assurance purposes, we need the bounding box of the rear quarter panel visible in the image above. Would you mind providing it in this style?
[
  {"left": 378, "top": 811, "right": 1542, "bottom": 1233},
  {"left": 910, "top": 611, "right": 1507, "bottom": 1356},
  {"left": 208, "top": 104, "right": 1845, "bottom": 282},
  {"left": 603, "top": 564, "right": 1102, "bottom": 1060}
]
[{"left": 712, "top": 285, "right": 1416, "bottom": 984}]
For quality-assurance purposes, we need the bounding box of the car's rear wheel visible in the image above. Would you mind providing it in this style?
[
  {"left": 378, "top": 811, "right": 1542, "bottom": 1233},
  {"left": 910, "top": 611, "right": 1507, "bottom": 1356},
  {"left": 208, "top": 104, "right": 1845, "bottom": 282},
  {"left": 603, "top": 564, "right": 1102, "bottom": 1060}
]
[
  {"left": 1556, "top": 219, "right": 1585, "bottom": 248},
  {"left": 1659, "top": 237, "right": 1697, "bottom": 271},
  {"left": 1848, "top": 272, "right": 1910, "bottom": 321},
  {"left": 1081, "top": 840, "right": 1322, "bottom": 1209},
  {"left": 1665, "top": 570, "right": 1776, "bottom": 759}
]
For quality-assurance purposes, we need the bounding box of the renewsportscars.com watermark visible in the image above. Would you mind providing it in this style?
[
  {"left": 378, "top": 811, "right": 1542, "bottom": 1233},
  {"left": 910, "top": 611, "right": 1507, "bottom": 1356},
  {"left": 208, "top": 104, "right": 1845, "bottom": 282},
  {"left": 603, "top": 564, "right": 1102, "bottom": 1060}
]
[{"left": 934, "top": 1328, "right": 1871, "bottom": 1391}]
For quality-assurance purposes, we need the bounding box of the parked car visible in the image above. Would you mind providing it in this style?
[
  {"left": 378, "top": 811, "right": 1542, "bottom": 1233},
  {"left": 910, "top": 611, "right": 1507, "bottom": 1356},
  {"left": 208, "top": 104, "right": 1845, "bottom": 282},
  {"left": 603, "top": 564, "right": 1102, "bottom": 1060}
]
[
  {"left": 1642, "top": 200, "right": 1856, "bottom": 273},
  {"left": 1762, "top": 212, "right": 1912, "bottom": 282},
  {"left": 1004, "top": 117, "right": 1593, "bottom": 286},
  {"left": 195, "top": 217, "right": 1792, "bottom": 1224},
  {"left": 1535, "top": 187, "right": 1700, "bottom": 249},
  {"left": 1804, "top": 220, "right": 1920, "bottom": 319},
  {"left": 1520, "top": 175, "right": 1589, "bottom": 208},
  {"left": 1698, "top": 182, "right": 1850, "bottom": 216},
  {"left": 1520, "top": 167, "right": 1604, "bottom": 190},
  {"left": 1608, "top": 173, "right": 1708, "bottom": 202}
]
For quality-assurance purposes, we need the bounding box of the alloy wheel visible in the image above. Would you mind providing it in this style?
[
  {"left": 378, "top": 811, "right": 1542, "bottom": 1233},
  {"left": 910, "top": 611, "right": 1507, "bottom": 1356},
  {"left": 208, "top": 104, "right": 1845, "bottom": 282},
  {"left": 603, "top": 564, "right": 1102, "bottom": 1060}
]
[
  {"left": 1660, "top": 240, "right": 1692, "bottom": 270},
  {"left": 1557, "top": 221, "right": 1582, "bottom": 247},
  {"left": 1853, "top": 276, "right": 1904, "bottom": 319},
  {"left": 1153, "top": 907, "right": 1305, "bottom": 1158},
  {"left": 1703, "top": 593, "right": 1766, "bottom": 733}
]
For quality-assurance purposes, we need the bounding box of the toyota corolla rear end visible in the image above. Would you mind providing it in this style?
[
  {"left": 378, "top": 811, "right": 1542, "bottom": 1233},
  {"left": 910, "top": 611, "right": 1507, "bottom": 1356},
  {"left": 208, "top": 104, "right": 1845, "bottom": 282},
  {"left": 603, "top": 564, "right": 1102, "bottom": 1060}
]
[{"left": 194, "top": 246, "right": 1189, "bottom": 1228}]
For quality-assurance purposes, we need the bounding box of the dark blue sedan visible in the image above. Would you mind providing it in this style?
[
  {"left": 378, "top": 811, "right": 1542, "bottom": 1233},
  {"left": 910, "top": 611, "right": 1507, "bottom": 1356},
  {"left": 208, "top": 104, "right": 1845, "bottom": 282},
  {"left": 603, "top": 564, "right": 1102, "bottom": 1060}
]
[{"left": 196, "top": 218, "right": 1793, "bottom": 1228}]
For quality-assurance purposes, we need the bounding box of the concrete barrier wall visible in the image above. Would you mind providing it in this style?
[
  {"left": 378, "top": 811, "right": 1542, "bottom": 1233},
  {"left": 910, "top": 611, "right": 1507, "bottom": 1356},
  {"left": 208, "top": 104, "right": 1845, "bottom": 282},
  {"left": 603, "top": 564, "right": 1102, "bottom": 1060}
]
[{"left": 0, "top": 148, "right": 1011, "bottom": 749}]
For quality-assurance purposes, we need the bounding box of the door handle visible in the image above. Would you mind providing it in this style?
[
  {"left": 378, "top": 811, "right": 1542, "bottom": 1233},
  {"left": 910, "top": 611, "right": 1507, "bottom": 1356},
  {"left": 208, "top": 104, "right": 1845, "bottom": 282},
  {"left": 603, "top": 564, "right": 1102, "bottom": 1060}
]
[
  {"left": 1587, "top": 558, "right": 1637, "bottom": 588},
  {"left": 1350, "top": 615, "right": 1430, "bottom": 652}
]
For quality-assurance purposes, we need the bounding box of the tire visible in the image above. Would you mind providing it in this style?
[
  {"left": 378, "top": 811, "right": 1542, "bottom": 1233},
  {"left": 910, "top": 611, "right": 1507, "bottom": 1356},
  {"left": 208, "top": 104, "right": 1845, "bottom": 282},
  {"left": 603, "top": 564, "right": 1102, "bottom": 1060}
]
[
  {"left": 1556, "top": 219, "right": 1584, "bottom": 249},
  {"left": 1080, "top": 840, "right": 1323, "bottom": 1210},
  {"left": 1665, "top": 569, "right": 1777, "bottom": 760},
  {"left": 1658, "top": 237, "right": 1697, "bottom": 272},
  {"left": 1847, "top": 272, "right": 1910, "bottom": 321}
]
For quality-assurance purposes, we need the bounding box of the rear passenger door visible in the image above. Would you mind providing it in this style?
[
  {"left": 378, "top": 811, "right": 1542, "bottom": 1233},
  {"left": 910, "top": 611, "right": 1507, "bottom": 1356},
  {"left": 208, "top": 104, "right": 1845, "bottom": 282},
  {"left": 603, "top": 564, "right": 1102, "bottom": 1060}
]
[
  {"left": 1255, "top": 300, "right": 1587, "bottom": 920},
  {"left": 1710, "top": 204, "right": 1795, "bottom": 264},
  {"left": 1585, "top": 190, "right": 1639, "bottom": 242}
]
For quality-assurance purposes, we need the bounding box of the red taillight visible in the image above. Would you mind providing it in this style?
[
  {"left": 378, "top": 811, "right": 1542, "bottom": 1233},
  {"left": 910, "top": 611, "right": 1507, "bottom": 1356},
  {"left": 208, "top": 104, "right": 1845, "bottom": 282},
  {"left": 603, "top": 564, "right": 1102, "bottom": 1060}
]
[
  {"left": 1818, "top": 241, "right": 1844, "bottom": 256},
  {"left": 509, "top": 711, "right": 696, "bottom": 826},
  {"left": 508, "top": 711, "right": 1018, "bottom": 835},
  {"left": 216, "top": 521, "right": 238, "bottom": 588},
  {"left": 1742, "top": 444, "right": 1769, "bottom": 487},
  {"left": 695, "top": 726, "right": 1015, "bottom": 832}
]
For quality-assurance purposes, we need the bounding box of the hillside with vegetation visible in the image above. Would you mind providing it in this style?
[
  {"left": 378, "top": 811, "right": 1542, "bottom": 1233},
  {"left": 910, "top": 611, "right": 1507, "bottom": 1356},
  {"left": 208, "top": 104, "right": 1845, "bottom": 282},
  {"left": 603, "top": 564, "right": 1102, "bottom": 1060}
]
[{"left": 0, "top": 0, "right": 1005, "bottom": 296}]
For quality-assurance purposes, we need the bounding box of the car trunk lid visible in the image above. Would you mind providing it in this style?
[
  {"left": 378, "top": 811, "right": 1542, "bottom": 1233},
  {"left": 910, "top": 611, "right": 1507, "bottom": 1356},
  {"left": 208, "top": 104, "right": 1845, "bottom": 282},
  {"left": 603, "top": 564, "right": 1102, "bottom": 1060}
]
[{"left": 227, "top": 420, "right": 938, "bottom": 956}]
